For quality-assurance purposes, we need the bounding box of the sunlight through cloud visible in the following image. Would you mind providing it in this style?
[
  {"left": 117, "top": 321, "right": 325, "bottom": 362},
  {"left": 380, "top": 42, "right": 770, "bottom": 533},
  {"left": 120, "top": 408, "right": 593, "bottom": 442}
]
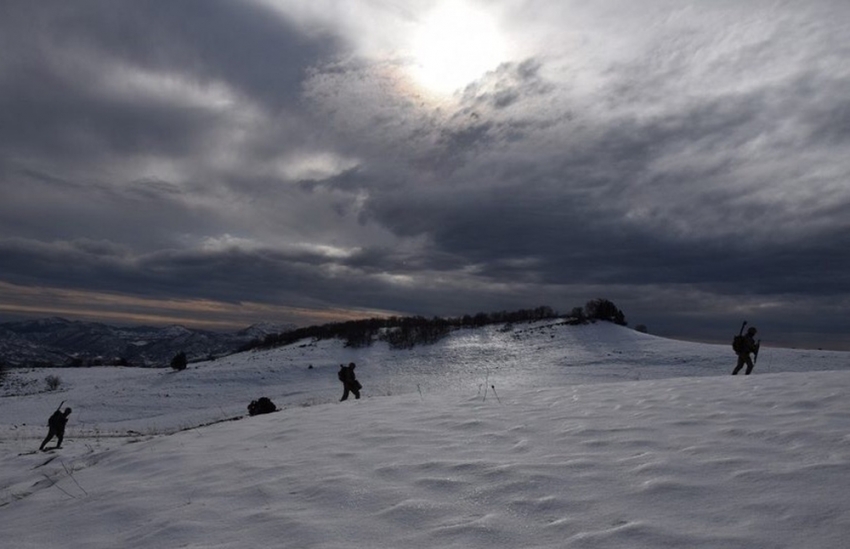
[{"left": 409, "top": 1, "right": 508, "bottom": 95}]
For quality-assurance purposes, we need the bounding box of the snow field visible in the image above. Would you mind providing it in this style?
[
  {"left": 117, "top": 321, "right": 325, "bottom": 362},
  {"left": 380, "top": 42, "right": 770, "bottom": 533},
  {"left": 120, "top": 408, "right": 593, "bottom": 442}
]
[{"left": 1, "top": 322, "right": 849, "bottom": 548}]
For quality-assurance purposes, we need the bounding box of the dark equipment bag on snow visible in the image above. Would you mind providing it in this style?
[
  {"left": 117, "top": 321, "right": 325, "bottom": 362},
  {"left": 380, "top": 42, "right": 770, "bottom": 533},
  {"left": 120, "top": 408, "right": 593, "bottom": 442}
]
[{"left": 248, "top": 397, "right": 277, "bottom": 416}]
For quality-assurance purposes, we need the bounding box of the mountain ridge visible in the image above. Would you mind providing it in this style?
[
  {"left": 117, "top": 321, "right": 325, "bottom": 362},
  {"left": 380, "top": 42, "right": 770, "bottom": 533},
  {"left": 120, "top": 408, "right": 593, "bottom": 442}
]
[{"left": 0, "top": 317, "right": 294, "bottom": 367}]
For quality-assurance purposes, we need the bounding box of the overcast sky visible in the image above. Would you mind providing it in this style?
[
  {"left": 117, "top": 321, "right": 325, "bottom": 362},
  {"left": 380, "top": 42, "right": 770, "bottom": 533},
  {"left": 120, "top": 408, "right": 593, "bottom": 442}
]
[{"left": 1, "top": 0, "right": 848, "bottom": 350}]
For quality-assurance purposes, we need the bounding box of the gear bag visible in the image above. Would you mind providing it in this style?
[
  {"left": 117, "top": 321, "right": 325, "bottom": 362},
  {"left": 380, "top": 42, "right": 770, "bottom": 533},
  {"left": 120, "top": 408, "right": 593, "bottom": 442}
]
[
  {"left": 247, "top": 397, "right": 277, "bottom": 416},
  {"left": 48, "top": 410, "right": 64, "bottom": 428},
  {"left": 732, "top": 335, "right": 746, "bottom": 354}
]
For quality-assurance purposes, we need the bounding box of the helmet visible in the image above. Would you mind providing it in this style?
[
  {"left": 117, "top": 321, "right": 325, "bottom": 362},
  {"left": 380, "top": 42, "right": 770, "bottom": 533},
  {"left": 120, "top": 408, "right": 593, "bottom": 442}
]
[{"left": 746, "top": 327, "right": 757, "bottom": 335}]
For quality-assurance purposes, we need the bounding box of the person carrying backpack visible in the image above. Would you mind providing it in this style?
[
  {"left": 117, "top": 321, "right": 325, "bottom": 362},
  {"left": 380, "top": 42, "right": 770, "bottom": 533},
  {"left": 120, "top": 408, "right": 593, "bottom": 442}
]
[
  {"left": 39, "top": 402, "right": 72, "bottom": 451},
  {"left": 732, "top": 325, "right": 760, "bottom": 375},
  {"left": 338, "top": 362, "right": 362, "bottom": 401}
]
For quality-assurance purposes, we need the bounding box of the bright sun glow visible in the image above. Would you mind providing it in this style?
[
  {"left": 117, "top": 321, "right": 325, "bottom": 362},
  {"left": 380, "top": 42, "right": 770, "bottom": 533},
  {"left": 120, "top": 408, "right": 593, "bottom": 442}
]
[{"left": 409, "top": 1, "right": 507, "bottom": 96}]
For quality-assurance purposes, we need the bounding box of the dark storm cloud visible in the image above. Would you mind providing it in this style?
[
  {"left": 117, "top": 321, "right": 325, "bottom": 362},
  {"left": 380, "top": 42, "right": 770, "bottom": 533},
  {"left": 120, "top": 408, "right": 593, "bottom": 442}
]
[
  {"left": 365, "top": 179, "right": 850, "bottom": 296},
  {"left": 0, "top": 169, "right": 214, "bottom": 249},
  {"left": 0, "top": 0, "right": 340, "bottom": 195},
  {"left": 333, "top": 8, "right": 850, "bottom": 349},
  {"left": 1, "top": 1, "right": 848, "bottom": 349},
  {"left": 0, "top": 0, "right": 352, "bottom": 257},
  {"left": 0, "top": 237, "right": 342, "bottom": 306},
  {"left": 1, "top": 0, "right": 334, "bottom": 105},
  {"left": 0, "top": 234, "right": 495, "bottom": 321},
  {"left": 0, "top": 61, "right": 221, "bottom": 161}
]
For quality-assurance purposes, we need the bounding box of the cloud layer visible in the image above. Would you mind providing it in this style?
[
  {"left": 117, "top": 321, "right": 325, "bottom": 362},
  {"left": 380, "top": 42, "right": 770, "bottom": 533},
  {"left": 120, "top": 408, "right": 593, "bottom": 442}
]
[{"left": 2, "top": 0, "right": 849, "bottom": 349}]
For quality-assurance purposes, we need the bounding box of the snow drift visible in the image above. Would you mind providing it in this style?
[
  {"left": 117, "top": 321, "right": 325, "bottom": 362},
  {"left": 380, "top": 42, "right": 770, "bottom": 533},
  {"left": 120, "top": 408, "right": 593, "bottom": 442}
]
[{"left": 1, "top": 321, "right": 848, "bottom": 548}]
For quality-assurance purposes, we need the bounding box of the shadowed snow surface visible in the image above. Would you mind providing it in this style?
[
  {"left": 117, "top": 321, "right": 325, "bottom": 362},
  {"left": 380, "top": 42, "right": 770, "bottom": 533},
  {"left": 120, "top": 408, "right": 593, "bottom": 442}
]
[{"left": 1, "top": 322, "right": 849, "bottom": 548}]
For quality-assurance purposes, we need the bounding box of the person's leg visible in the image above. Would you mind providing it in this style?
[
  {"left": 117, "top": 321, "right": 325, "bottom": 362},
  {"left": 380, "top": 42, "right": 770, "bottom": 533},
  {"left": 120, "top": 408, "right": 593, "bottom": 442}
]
[
  {"left": 341, "top": 385, "right": 350, "bottom": 401},
  {"left": 39, "top": 429, "right": 55, "bottom": 451},
  {"left": 744, "top": 356, "right": 755, "bottom": 375},
  {"left": 55, "top": 429, "right": 65, "bottom": 448},
  {"left": 732, "top": 355, "right": 745, "bottom": 375}
]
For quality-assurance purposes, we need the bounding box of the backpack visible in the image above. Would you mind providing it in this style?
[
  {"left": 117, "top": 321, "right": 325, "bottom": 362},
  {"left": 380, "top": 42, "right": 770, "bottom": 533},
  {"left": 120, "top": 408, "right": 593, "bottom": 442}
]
[
  {"left": 247, "top": 397, "right": 277, "bottom": 416},
  {"left": 732, "top": 335, "right": 746, "bottom": 354},
  {"left": 48, "top": 410, "right": 64, "bottom": 429},
  {"left": 338, "top": 368, "right": 346, "bottom": 382}
]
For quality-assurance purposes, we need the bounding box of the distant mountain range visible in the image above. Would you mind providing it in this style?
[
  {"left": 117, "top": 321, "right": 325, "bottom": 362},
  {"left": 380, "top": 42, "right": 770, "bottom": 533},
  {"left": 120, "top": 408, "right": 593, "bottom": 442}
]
[{"left": 0, "top": 317, "right": 294, "bottom": 368}]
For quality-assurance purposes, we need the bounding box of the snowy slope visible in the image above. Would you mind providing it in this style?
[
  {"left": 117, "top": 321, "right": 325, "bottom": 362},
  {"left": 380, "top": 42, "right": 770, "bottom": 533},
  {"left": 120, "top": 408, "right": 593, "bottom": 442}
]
[
  {"left": 3, "top": 322, "right": 845, "bottom": 436},
  {"left": 1, "top": 321, "right": 849, "bottom": 548}
]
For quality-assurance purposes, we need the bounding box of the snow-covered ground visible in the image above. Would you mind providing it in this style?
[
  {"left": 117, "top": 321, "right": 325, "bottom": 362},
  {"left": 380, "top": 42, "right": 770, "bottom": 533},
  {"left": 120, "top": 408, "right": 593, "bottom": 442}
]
[{"left": 1, "top": 321, "right": 849, "bottom": 548}]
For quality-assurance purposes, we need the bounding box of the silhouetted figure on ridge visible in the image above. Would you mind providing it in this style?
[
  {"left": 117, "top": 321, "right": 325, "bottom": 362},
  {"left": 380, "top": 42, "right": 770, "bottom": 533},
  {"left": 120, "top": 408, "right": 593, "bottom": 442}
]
[
  {"left": 338, "top": 362, "right": 362, "bottom": 401},
  {"left": 732, "top": 326, "right": 760, "bottom": 375}
]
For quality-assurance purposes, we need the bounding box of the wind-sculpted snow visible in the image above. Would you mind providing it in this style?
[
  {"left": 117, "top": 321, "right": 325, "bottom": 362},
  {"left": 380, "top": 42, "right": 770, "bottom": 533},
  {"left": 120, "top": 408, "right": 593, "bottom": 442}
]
[
  {"left": 1, "top": 322, "right": 849, "bottom": 548},
  {"left": 1, "top": 322, "right": 846, "bottom": 435}
]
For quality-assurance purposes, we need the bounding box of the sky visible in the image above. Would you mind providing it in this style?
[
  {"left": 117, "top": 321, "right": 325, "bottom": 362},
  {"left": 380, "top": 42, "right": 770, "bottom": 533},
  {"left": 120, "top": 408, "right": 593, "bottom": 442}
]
[
  {"left": 2, "top": 322, "right": 850, "bottom": 548},
  {"left": 1, "top": 0, "right": 849, "bottom": 350}
]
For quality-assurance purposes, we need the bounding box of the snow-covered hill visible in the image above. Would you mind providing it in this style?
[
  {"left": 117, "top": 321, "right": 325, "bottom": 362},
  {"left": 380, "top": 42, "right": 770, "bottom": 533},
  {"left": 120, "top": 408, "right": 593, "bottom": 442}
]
[
  {"left": 0, "top": 317, "right": 290, "bottom": 367},
  {"left": 1, "top": 321, "right": 848, "bottom": 548}
]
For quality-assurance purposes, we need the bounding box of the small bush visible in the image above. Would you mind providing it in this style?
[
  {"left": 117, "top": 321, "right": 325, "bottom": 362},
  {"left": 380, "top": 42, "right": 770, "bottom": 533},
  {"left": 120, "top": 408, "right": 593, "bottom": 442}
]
[
  {"left": 170, "top": 351, "right": 188, "bottom": 371},
  {"left": 45, "top": 374, "right": 62, "bottom": 391}
]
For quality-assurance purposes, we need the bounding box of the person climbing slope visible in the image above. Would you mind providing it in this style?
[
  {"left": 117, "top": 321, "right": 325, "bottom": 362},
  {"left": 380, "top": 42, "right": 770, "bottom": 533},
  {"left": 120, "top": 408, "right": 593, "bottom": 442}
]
[
  {"left": 732, "top": 325, "right": 760, "bottom": 375},
  {"left": 338, "top": 362, "right": 362, "bottom": 401},
  {"left": 39, "top": 402, "right": 72, "bottom": 451}
]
